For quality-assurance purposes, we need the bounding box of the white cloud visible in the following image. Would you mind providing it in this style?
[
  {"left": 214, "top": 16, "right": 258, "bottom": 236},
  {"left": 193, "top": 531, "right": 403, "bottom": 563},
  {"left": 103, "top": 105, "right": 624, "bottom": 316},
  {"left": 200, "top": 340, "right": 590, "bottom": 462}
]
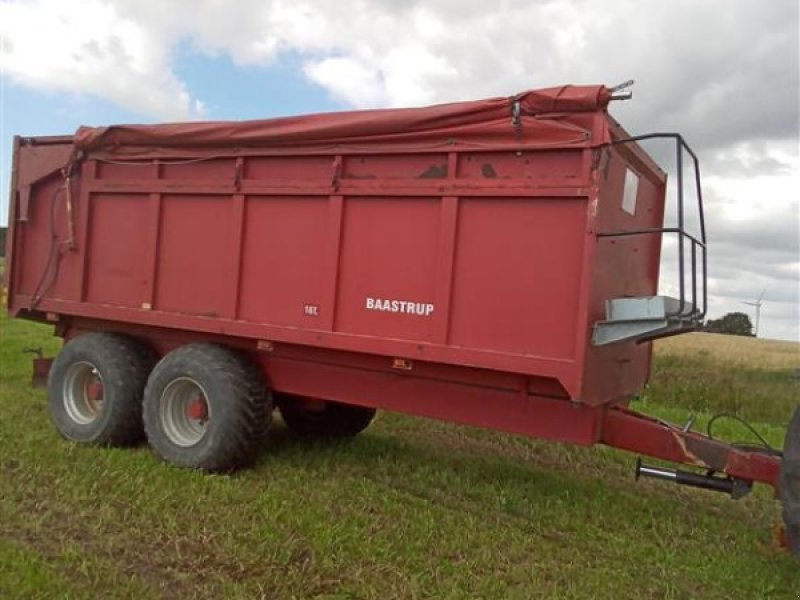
[
  {"left": 4, "top": 0, "right": 797, "bottom": 139},
  {"left": 303, "top": 57, "right": 387, "bottom": 108},
  {"left": 0, "top": 0, "right": 202, "bottom": 120}
]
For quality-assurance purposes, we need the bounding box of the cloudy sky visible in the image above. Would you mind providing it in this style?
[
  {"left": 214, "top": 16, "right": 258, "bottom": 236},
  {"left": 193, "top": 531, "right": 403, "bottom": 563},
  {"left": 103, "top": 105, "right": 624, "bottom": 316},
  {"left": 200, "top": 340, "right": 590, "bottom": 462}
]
[{"left": 1, "top": 0, "right": 798, "bottom": 341}]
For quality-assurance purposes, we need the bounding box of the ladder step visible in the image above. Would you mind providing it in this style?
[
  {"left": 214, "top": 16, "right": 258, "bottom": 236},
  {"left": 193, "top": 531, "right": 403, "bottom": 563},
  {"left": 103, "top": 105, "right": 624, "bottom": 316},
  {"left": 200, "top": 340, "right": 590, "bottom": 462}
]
[
  {"left": 592, "top": 296, "right": 700, "bottom": 345},
  {"left": 605, "top": 296, "right": 689, "bottom": 321}
]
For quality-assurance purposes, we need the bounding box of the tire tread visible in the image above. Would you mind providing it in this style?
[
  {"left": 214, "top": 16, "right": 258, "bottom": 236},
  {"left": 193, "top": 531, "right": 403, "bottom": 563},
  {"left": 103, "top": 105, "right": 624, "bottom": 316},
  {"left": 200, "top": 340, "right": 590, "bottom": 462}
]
[
  {"left": 143, "top": 344, "right": 270, "bottom": 472},
  {"left": 780, "top": 406, "right": 800, "bottom": 555},
  {"left": 48, "top": 332, "right": 153, "bottom": 446}
]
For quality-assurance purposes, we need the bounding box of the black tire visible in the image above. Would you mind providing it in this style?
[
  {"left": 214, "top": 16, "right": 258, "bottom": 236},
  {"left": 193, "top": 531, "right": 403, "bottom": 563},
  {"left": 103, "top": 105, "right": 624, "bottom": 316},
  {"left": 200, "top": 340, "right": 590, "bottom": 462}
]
[
  {"left": 47, "top": 332, "right": 153, "bottom": 446},
  {"left": 780, "top": 405, "right": 800, "bottom": 555},
  {"left": 277, "top": 394, "right": 375, "bottom": 437},
  {"left": 142, "top": 344, "right": 271, "bottom": 472}
]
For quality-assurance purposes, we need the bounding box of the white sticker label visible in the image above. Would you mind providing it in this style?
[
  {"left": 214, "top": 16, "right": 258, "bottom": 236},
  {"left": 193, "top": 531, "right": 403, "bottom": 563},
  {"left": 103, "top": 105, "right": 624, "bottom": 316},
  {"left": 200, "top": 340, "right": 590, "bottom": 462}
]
[
  {"left": 622, "top": 168, "right": 639, "bottom": 216},
  {"left": 366, "top": 297, "right": 434, "bottom": 316}
]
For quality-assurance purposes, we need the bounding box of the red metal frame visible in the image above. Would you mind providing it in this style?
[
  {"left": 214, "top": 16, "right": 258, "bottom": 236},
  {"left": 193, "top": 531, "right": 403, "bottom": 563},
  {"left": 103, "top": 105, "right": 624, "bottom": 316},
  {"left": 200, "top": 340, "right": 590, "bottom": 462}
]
[{"left": 601, "top": 408, "right": 780, "bottom": 488}]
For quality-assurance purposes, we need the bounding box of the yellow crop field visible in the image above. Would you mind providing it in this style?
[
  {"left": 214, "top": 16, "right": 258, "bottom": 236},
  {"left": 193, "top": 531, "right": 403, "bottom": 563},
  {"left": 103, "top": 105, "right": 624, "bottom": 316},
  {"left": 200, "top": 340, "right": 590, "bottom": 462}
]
[{"left": 655, "top": 332, "right": 799, "bottom": 370}]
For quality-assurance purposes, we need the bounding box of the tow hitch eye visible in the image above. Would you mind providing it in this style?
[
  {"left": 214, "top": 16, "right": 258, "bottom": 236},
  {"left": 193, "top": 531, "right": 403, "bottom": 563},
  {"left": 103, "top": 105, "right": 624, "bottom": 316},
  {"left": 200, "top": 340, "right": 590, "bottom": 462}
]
[{"left": 635, "top": 458, "right": 753, "bottom": 499}]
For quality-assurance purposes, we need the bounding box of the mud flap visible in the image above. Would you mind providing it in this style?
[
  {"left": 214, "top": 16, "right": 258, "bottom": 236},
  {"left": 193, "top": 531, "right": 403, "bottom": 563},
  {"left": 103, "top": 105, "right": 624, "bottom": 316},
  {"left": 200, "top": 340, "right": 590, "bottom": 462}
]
[{"left": 780, "top": 405, "right": 800, "bottom": 555}]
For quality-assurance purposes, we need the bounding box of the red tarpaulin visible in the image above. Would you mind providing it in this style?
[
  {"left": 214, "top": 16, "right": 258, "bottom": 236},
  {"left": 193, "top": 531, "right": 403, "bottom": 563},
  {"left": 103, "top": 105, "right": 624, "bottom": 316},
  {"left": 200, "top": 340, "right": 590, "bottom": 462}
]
[{"left": 74, "top": 85, "right": 613, "bottom": 154}]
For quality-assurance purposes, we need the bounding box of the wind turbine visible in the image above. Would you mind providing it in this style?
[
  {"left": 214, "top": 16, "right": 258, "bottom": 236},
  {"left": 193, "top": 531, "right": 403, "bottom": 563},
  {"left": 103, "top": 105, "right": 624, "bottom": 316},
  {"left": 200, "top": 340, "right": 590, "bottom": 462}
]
[{"left": 743, "top": 288, "right": 767, "bottom": 337}]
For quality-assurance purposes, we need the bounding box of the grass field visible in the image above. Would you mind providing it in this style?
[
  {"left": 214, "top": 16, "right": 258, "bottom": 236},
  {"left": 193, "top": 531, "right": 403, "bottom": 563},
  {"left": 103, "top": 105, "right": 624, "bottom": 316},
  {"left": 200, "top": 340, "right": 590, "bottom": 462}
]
[{"left": 1, "top": 306, "right": 798, "bottom": 598}]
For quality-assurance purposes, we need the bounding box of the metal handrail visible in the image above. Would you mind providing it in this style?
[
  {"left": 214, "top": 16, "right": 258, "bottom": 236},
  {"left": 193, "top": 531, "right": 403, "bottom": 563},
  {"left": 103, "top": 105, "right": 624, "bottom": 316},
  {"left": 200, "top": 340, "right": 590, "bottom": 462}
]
[{"left": 596, "top": 133, "right": 707, "bottom": 320}]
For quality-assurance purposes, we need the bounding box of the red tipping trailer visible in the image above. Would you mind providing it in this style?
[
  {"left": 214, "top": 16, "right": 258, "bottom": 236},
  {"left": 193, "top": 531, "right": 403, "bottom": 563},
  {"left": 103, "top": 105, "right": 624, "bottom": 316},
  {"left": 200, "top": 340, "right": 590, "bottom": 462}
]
[{"left": 5, "top": 84, "right": 798, "bottom": 552}]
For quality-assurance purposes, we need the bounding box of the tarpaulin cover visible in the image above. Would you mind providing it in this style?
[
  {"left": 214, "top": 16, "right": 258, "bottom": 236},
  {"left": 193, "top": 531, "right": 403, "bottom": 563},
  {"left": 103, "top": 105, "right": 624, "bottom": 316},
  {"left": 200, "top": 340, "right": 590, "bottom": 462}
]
[{"left": 74, "top": 85, "right": 612, "bottom": 154}]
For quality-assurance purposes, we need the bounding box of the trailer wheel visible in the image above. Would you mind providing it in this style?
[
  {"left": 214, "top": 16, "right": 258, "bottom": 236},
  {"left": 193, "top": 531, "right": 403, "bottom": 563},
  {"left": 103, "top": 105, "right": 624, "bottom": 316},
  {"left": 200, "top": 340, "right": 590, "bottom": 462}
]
[
  {"left": 277, "top": 395, "right": 376, "bottom": 437},
  {"left": 780, "top": 405, "right": 800, "bottom": 555},
  {"left": 48, "top": 332, "right": 153, "bottom": 445},
  {"left": 142, "top": 344, "right": 271, "bottom": 472}
]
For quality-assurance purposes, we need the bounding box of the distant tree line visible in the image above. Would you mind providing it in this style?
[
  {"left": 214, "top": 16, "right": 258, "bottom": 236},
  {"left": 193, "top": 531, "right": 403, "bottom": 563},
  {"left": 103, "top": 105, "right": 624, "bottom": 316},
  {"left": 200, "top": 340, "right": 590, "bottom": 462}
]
[{"left": 703, "top": 312, "right": 754, "bottom": 337}]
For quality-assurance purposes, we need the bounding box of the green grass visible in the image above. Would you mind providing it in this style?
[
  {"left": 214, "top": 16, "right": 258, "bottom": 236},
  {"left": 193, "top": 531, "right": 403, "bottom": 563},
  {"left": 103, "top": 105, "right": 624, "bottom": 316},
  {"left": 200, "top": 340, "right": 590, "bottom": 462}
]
[
  {"left": 645, "top": 333, "right": 799, "bottom": 425},
  {"left": 1, "top": 310, "right": 798, "bottom": 599}
]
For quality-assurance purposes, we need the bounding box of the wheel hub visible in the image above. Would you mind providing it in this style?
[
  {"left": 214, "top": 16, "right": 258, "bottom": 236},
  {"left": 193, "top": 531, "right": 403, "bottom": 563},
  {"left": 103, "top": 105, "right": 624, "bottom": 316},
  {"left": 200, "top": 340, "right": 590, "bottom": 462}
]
[
  {"left": 63, "top": 361, "right": 105, "bottom": 424},
  {"left": 187, "top": 395, "right": 209, "bottom": 421},
  {"left": 159, "top": 377, "right": 211, "bottom": 447},
  {"left": 86, "top": 380, "right": 104, "bottom": 402}
]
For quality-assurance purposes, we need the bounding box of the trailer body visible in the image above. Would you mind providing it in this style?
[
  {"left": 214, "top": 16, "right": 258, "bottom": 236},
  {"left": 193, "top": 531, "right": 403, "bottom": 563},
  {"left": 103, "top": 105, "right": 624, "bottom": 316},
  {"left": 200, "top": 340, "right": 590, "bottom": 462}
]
[
  {"left": 6, "top": 86, "right": 671, "bottom": 442},
  {"left": 6, "top": 85, "right": 794, "bottom": 552}
]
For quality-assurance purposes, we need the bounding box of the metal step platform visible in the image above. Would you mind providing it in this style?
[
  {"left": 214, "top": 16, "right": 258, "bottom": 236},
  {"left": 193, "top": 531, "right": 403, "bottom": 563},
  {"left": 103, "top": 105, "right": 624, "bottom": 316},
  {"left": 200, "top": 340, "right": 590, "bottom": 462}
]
[{"left": 592, "top": 296, "right": 701, "bottom": 346}]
